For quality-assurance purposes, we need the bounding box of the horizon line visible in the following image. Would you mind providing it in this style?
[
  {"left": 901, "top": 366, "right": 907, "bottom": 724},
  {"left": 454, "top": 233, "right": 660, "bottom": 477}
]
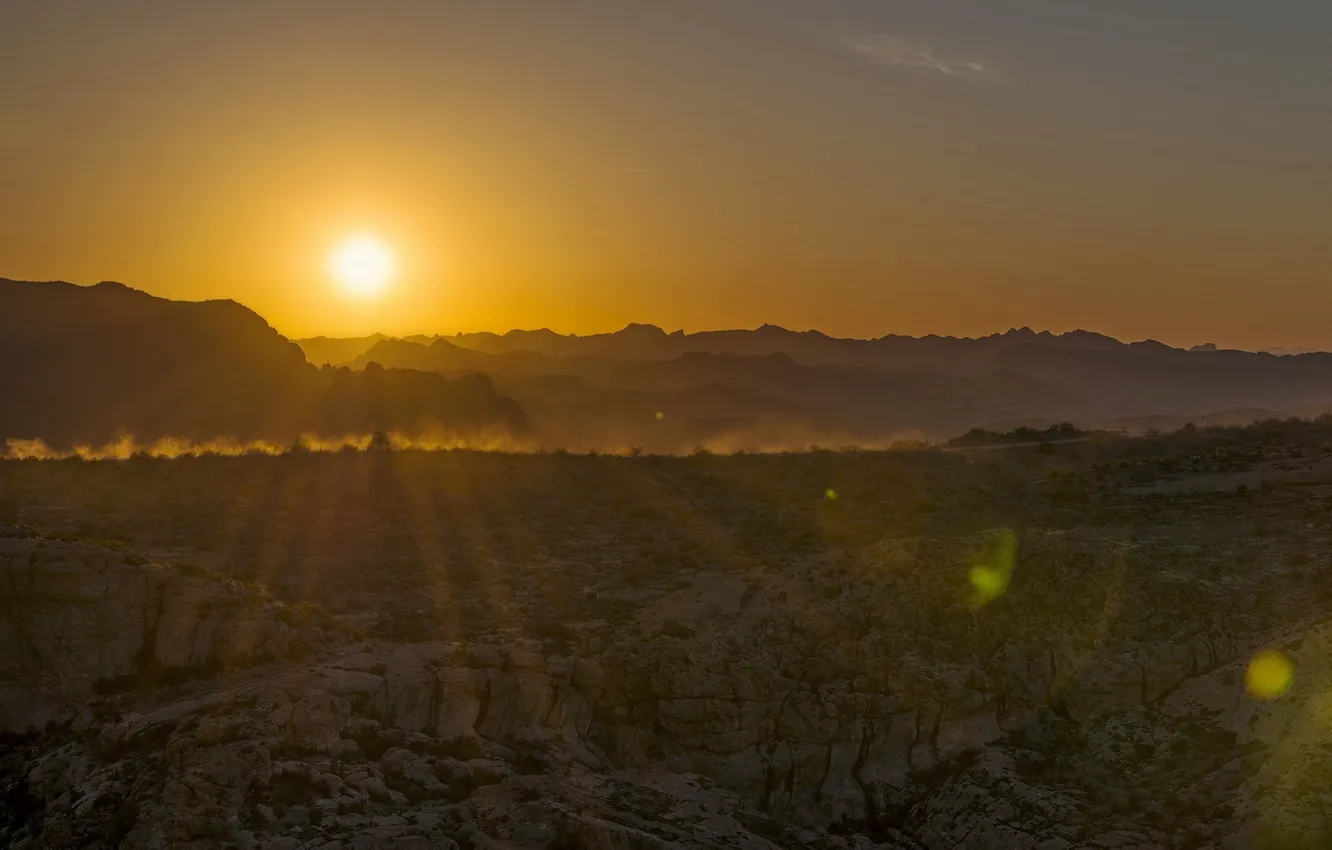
[{"left": 3, "top": 276, "right": 1325, "bottom": 356}]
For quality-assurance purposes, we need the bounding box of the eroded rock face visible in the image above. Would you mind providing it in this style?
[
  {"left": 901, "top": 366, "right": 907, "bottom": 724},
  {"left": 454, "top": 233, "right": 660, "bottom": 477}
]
[
  {"left": 277, "top": 643, "right": 604, "bottom": 769},
  {"left": 564, "top": 528, "right": 1328, "bottom": 836},
  {"left": 5, "top": 526, "right": 1332, "bottom": 849},
  {"left": 0, "top": 538, "right": 291, "bottom": 732},
  {"left": 4, "top": 645, "right": 881, "bottom": 849}
]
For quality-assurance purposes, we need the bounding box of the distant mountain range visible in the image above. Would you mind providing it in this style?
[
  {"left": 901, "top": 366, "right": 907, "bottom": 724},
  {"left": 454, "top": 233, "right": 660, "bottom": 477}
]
[
  {"left": 295, "top": 324, "right": 1332, "bottom": 449},
  {"left": 7, "top": 277, "right": 1332, "bottom": 453},
  {"left": 0, "top": 280, "right": 525, "bottom": 449},
  {"left": 304, "top": 324, "right": 1136, "bottom": 374}
]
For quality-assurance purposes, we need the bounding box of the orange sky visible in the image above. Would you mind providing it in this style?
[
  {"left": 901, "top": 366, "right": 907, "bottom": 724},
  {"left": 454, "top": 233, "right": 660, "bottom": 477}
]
[{"left": 2, "top": 1, "right": 1330, "bottom": 348}]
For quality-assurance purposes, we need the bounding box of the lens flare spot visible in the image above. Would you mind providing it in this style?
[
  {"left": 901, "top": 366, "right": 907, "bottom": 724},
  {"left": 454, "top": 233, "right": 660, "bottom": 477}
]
[
  {"left": 1246, "top": 651, "right": 1294, "bottom": 700},
  {"left": 970, "top": 565, "right": 1007, "bottom": 600},
  {"left": 655, "top": 411, "right": 665, "bottom": 421},
  {"left": 968, "top": 529, "right": 1018, "bottom": 608}
]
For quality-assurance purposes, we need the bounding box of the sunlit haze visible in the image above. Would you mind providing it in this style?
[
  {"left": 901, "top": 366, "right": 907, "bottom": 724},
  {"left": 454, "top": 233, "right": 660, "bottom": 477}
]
[{"left": 3, "top": 1, "right": 1330, "bottom": 347}]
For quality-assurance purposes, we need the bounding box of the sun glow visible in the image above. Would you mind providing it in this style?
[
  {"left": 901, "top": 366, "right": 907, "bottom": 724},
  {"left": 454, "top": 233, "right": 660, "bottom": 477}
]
[{"left": 330, "top": 235, "right": 396, "bottom": 298}]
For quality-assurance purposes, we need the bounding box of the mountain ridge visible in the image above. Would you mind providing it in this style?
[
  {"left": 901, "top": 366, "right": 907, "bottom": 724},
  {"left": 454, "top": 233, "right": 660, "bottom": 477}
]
[
  {"left": 332, "top": 324, "right": 1332, "bottom": 448},
  {"left": 0, "top": 279, "right": 527, "bottom": 448},
  {"left": 299, "top": 323, "right": 1168, "bottom": 366},
  {"left": 9, "top": 278, "right": 1332, "bottom": 453}
]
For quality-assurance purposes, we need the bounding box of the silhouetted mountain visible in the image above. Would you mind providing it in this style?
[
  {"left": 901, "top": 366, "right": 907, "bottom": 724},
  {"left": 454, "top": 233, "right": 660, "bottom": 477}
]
[
  {"left": 299, "top": 333, "right": 393, "bottom": 366},
  {"left": 302, "top": 324, "right": 1135, "bottom": 374},
  {"left": 345, "top": 336, "right": 1082, "bottom": 445},
  {"left": 434, "top": 323, "right": 1130, "bottom": 374},
  {"left": 328, "top": 325, "right": 1332, "bottom": 445},
  {"left": 1261, "top": 345, "right": 1327, "bottom": 356},
  {"left": 0, "top": 280, "right": 525, "bottom": 448},
  {"left": 14, "top": 280, "right": 1332, "bottom": 452},
  {"left": 993, "top": 343, "right": 1332, "bottom": 417},
  {"left": 313, "top": 363, "right": 525, "bottom": 439}
]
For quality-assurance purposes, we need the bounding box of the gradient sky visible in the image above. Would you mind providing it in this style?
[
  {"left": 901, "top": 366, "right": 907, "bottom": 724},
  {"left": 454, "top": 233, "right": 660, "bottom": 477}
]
[{"left": 2, "top": 1, "right": 1330, "bottom": 347}]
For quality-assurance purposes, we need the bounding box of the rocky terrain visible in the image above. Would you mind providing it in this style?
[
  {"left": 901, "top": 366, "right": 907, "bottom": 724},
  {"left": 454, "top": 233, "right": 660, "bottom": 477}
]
[{"left": 6, "top": 418, "right": 1332, "bottom": 848}]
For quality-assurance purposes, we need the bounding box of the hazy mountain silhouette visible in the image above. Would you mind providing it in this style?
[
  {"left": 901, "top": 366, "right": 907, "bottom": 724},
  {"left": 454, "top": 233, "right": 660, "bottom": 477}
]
[
  {"left": 0, "top": 280, "right": 525, "bottom": 448},
  {"left": 992, "top": 342, "right": 1332, "bottom": 417},
  {"left": 1261, "top": 345, "right": 1327, "bottom": 356},
  {"left": 313, "top": 324, "right": 1332, "bottom": 445},
  {"left": 11, "top": 279, "right": 1332, "bottom": 452},
  {"left": 299, "top": 333, "right": 393, "bottom": 368},
  {"left": 306, "top": 323, "right": 1128, "bottom": 373},
  {"left": 344, "top": 336, "right": 1082, "bottom": 443}
]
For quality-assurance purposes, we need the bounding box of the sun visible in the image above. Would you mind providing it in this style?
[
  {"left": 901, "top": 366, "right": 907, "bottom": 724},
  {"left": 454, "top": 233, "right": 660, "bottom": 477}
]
[{"left": 330, "top": 235, "right": 396, "bottom": 298}]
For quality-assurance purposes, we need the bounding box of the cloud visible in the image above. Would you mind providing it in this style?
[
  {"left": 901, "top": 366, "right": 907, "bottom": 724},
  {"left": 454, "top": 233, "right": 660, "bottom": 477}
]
[{"left": 850, "top": 34, "right": 996, "bottom": 78}]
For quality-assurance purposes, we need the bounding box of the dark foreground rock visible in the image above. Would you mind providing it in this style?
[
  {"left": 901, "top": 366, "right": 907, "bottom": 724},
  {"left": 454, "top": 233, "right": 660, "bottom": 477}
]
[
  {"left": 4, "top": 530, "right": 1331, "bottom": 850},
  {"left": 8, "top": 431, "right": 1332, "bottom": 849}
]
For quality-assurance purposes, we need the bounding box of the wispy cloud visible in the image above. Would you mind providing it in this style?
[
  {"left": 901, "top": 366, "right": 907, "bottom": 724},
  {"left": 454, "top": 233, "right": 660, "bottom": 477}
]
[{"left": 850, "top": 34, "right": 997, "bottom": 79}]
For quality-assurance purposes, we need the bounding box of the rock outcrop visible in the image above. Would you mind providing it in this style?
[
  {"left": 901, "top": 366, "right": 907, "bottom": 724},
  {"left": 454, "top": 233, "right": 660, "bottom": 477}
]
[{"left": 0, "top": 537, "right": 292, "bottom": 733}]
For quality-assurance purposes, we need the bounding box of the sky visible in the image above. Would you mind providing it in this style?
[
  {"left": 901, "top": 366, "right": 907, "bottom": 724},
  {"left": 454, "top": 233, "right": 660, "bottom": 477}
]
[{"left": 2, "top": 0, "right": 1330, "bottom": 348}]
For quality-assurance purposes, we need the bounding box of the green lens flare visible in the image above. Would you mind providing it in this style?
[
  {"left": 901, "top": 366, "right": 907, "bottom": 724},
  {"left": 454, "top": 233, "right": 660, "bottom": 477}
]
[
  {"left": 1246, "top": 650, "right": 1294, "bottom": 700},
  {"left": 968, "top": 529, "right": 1017, "bottom": 608}
]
